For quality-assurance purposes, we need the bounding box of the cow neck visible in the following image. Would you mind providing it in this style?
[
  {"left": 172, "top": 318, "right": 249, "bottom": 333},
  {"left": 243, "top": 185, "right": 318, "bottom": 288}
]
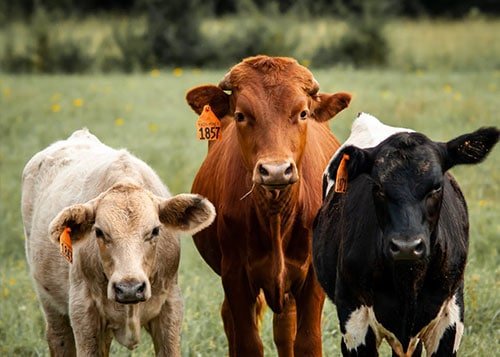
[{"left": 252, "top": 183, "right": 299, "bottom": 230}]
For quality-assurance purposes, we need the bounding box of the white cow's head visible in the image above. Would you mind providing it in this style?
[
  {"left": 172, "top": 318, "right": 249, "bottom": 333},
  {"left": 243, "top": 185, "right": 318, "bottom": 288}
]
[{"left": 49, "top": 183, "right": 215, "bottom": 304}]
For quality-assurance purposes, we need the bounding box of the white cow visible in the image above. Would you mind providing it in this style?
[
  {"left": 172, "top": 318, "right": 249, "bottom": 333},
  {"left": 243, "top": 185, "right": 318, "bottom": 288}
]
[{"left": 22, "top": 129, "right": 215, "bottom": 356}]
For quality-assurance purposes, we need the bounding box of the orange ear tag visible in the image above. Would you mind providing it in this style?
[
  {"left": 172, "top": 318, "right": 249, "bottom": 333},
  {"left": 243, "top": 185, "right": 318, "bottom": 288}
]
[
  {"left": 60, "top": 227, "right": 73, "bottom": 264},
  {"left": 196, "top": 104, "right": 221, "bottom": 141},
  {"left": 334, "top": 154, "right": 350, "bottom": 193}
]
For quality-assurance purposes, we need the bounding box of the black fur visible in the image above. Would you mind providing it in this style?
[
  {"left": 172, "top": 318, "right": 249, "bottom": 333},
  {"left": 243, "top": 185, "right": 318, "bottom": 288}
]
[{"left": 313, "top": 128, "right": 498, "bottom": 355}]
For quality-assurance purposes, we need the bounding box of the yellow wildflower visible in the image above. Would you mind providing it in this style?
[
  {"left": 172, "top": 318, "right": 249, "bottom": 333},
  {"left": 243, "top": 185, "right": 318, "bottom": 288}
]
[
  {"left": 2, "top": 87, "right": 11, "bottom": 98},
  {"left": 442, "top": 84, "right": 453, "bottom": 93},
  {"left": 51, "top": 93, "right": 62, "bottom": 101},
  {"left": 8, "top": 278, "right": 16, "bottom": 286},
  {"left": 115, "top": 117, "right": 125, "bottom": 126},
  {"left": 148, "top": 123, "right": 159, "bottom": 133},
  {"left": 150, "top": 69, "right": 160, "bottom": 78},
  {"left": 453, "top": 92, "right": 462, "bottom": 101},
  {"left": 51, "top": 103, "right": 61, "bottom": 113},
  {"left": 173, "top": 67, "right": 183, "bottom": 77},
  {"left": 73, "top": 98, "right": 84, "bottom": 107}
]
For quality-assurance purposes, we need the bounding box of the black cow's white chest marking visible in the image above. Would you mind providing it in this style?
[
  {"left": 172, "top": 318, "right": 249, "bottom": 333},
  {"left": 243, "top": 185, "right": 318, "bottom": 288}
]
[{"left": 343, "top": 293, "right": 463, "bottom": 356}]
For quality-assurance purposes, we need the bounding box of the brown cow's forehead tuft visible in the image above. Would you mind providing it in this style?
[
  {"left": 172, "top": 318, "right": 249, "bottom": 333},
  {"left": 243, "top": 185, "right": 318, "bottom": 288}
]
[{"left": 228, "top": 55, "right": 315, "bottom": 91}]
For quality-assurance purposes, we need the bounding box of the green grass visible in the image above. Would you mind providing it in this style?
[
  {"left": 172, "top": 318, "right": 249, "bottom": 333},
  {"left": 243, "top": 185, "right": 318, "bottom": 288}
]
[{"left": 0, "top": 68, "right": 498, "bottom": 356}]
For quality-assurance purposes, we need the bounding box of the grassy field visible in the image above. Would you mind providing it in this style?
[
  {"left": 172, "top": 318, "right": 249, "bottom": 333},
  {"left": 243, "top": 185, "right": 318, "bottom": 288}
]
[{"left": 0, "top": 67, "right": 499, "bottom": 356}]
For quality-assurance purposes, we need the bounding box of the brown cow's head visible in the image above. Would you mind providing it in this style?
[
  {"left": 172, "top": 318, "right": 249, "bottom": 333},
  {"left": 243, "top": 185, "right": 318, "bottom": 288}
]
[
  {"left": 49, "top": 183, "right": 215, "bottom": 304},
  {"left": 187, "top": 55, "right": 351, "bottom": 191}
]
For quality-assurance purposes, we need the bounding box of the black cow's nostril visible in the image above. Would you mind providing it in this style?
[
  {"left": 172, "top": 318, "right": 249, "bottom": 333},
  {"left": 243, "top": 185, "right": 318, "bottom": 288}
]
[
  {"left": 259, "top": 165, "right": 269, "bottom": 176},
  {"left": 414, "top": 241, "right": 425, "bottom": 255},
  {"left": 389, "top": 241, "right": 400, "bottom": 254}
]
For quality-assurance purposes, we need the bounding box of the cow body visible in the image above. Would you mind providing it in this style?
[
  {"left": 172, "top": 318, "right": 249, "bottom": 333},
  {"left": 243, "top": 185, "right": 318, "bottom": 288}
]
[
  {"left": 313, "top": 114, "right": 499, "bottom": 356},
  {"left": 186, "top": 55, "right": 351, "bottom": 356},
  {"left": 22, "top": 129, "right": 215, "bottom": 356}
]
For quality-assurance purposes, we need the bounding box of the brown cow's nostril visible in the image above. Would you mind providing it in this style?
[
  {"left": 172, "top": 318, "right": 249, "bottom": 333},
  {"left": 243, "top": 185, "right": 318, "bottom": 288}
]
[
  {"left": 284, "top": 164, "right": 293, "bottom": 176},
  {"left": 259, "top": 165, "right": 269, "bottom": 176}
]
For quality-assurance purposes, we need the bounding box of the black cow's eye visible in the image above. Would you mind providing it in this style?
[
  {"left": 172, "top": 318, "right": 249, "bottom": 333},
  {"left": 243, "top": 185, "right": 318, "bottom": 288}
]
[
  {"left": 299, "top": 110, "right": 308, "bottom": 120},
  {"left": 234, "top": 112, "right": 245, "bottom": 122},
  {"left": 430, "top": 185, "right": 442, "bottom": 195}
]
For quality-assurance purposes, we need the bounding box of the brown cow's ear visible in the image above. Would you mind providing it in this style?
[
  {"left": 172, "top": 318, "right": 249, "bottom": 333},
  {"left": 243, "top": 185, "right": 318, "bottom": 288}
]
[
  {"left": 311, "top": 92, "right": 352, "bottom": 122},
  {"left": 49, "top": 202, "right": 96, "bottom": 244},
  {"left": 186, "top": 85, "right": 230, "bottom": 119},
  {"left": 159, "top": 194, "right": 216, "bottom": 234}
]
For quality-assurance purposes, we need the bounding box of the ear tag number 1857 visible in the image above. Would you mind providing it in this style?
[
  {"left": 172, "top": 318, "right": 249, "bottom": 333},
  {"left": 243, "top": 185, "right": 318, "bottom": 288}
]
[{"left": 196, "top": 105, "right": 221, "bottom": 141}]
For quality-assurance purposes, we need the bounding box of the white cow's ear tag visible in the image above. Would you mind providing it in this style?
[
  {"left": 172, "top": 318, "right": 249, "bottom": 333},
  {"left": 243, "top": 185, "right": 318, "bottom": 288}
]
[
  {"left": 196, "top": 105, "right": 221, "bottom": 141},
  {"left": 334, "top": 154, "right": 350, "bottom": 193},
  {"left": 60, "top": 227, "right": 73, "bottom": 264}
]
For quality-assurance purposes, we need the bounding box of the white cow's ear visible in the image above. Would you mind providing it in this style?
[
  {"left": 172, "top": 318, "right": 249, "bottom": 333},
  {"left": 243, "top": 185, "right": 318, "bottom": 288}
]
[
  {"left": 159, "top": 194, "right": 216, "bottom": 234},
  {"left": 49, "top": 202, "right": 96, "bottom": 244}
]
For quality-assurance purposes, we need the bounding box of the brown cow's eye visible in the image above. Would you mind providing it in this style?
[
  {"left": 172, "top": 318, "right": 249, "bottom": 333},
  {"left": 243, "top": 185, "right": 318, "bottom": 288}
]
[
  {"left": 299, "top": 110, "right": 308, "bottom": 120},
  {"left": 234, "top": 112, "right": 245, "bottom": 122}
]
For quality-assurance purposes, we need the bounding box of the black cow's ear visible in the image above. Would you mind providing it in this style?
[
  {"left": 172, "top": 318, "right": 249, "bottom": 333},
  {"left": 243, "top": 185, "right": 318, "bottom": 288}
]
[
  {"left": 441, "top": 127, "right": 499, "bottom": 171},
  {"left": 324, "top": 145, "right": 373, "bottom": 197}
]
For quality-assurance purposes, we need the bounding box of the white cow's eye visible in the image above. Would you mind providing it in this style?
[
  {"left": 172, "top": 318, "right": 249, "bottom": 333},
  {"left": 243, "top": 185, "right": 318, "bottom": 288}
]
[
  {"left": 95, "top": 228, "right": 104, "bottom": 238},
  {"left": 151, "top": 227, "right": 160, "bottom": 236}
]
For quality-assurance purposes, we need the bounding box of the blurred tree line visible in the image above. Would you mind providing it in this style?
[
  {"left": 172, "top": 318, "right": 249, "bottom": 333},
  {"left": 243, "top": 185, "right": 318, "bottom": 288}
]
[
  {"left": 1, "top": 0, "right": 498, "bottom": 18},
  {"left": 0, "top": 0, "right": 498, "bottom": 73}
]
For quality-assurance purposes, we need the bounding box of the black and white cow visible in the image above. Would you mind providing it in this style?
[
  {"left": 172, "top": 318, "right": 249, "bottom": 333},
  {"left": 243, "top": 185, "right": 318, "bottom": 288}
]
[{"left": 313, "top": 113, "right": 499, "bottom": 356}]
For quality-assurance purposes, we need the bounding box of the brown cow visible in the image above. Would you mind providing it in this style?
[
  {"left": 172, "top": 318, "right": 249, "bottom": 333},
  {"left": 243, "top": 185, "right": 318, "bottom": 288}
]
[
  {"left": 22, "top": 129, "right": 216, "bottom": 356},
  {"left": 186, "top": 55, "right": 351, "bottom": 356}
]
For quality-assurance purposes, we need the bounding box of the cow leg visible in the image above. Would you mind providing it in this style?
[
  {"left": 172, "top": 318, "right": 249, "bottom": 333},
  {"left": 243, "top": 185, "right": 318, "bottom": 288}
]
[
  {"left": 222, "top": 270, "right": 263, "bottom": 356},
  {"left": 273, "top": 293, "right": 297, "bottom": 357},
  {"left": 69, "top": 291, "right": 107, "bottom": 356},
  {"left": 221, "top": 297, "right": 236, "bottom": 356},
  {"left": 40, "top": 300, "right": 76, "bottom": 357},
  {"left": 293, "top": 268, "right": 324, "bottom": 356},
  {"left": 424, "top": 289, "right": 464, "bottom": 357},
  {"left": 336, "top": 301, "right": 378, "bottom": 357},
  {"left": 148, "top": 285, "right": 183, "bottom": 357}
]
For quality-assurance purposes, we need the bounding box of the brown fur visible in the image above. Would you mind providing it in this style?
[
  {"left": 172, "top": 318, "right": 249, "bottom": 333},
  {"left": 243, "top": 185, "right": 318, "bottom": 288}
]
[{"left": 186, "top": 55, "right": 351, "bottom": 356}]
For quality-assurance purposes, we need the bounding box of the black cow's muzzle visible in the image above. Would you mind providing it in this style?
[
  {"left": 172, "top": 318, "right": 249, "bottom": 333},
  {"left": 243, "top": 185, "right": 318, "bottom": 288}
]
[{"left": 388, "top": 237, "right": 426, "bottom": 261}]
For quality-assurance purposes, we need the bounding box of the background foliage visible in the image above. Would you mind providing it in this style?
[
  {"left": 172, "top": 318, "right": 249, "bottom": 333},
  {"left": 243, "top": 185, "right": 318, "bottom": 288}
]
[{"left": 1, "top": 0, "right": 500, "bottom": 72}]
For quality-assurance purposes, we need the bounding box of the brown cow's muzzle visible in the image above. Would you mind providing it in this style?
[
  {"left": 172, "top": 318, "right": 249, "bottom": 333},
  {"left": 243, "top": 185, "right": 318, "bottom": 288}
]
[{"left": 253, "top": 159, "right": 299, "bottom": 190}]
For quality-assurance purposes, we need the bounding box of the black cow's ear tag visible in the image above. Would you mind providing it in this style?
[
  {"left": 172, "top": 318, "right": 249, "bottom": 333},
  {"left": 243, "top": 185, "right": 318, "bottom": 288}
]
[
  {"left": 196, "top": 105, "right": 221, "bottom": 141},
  {"left": 334, "top": 154, "right": 350, "bottom": 193}
]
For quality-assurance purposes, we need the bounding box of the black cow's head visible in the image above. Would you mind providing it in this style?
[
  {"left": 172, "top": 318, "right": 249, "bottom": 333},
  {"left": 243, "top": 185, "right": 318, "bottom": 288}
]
[{"left": 330, "top": 127, "right": 499, "bottom": 262}]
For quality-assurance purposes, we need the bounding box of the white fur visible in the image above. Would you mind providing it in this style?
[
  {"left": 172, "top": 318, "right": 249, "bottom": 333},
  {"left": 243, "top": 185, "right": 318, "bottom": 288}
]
[
  {"left": 323, "top": 113, "right": 414, "bottom": 198},
  {"left": 343, "top": 294, "right": 463, "bottom": 356}
]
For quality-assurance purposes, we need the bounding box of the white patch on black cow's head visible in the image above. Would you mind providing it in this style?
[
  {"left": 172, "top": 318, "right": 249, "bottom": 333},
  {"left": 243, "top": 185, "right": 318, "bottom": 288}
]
[{"left": 323, "top": 113, "right": 413, "bottom": 199}]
